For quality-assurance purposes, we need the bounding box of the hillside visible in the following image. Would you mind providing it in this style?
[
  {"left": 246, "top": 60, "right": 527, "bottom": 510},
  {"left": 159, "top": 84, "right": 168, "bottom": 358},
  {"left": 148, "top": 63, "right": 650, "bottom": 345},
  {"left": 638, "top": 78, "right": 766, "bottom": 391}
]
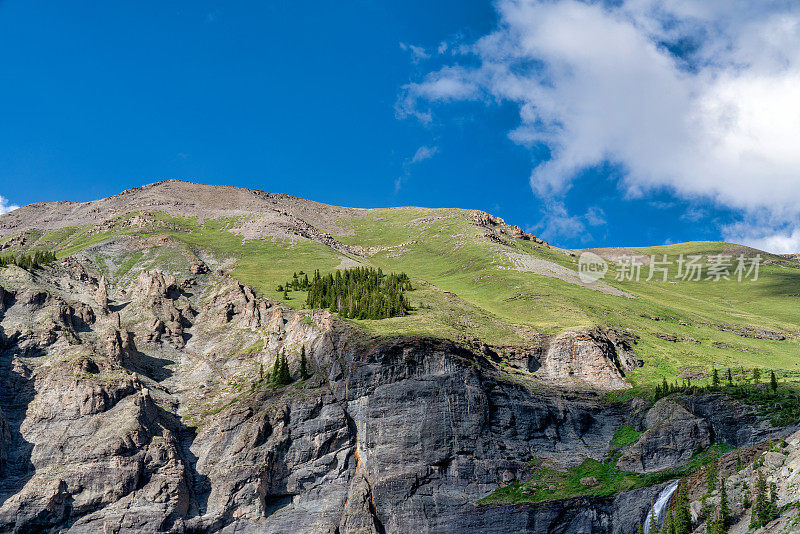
[
  {"left": 2, "top": 180, "right": 799, "bottom": 391},
  {"left": 1, "top": 181, "right": 799, "bottom": 533}
]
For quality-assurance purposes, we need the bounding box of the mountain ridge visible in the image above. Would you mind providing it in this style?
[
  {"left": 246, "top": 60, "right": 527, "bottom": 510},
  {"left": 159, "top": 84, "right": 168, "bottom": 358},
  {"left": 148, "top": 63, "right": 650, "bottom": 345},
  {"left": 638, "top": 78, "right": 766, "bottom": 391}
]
[
  {"left": 1, "top": 180, "right": 800, "bottom": 532},
  {"left": 1, "top": 179, "right": 799, "bottom": 385}
]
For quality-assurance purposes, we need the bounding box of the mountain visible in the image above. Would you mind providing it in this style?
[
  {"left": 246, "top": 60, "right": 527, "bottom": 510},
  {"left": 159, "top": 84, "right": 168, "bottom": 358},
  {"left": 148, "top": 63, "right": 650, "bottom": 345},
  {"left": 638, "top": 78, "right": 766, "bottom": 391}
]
[{"left": 0, "top": 180, "right": 798, "bottom": 533}]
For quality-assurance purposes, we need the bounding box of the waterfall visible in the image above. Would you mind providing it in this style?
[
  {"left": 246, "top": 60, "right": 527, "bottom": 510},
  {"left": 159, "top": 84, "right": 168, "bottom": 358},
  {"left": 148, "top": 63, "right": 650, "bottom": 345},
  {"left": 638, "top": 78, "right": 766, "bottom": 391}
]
[{"left": 643, "top": 480, "right": 679, "bottom": 534}]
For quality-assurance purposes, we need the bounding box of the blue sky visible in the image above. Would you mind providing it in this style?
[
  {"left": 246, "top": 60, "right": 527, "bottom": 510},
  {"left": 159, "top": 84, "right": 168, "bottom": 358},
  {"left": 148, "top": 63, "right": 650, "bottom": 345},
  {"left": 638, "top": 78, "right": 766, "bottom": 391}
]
[{"left": 1, "top": 1, "right": 799, "bottom": 252}]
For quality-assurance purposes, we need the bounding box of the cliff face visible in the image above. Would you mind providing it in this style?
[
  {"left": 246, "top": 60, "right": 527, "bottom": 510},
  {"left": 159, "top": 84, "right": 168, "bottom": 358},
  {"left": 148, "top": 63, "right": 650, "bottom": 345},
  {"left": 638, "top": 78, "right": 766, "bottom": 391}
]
[{"left": 0, "top": 257, "right": 791, "bottom": 534}]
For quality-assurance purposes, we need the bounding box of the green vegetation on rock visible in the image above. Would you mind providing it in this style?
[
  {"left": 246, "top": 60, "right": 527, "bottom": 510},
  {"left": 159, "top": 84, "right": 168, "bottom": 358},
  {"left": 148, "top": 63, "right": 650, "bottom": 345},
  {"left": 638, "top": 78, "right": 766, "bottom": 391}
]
[
  {"left": 0, "top": 250, "right": 57, "bottom": 269},
  {"left": 609, "top": 424, "right": 643, "bottom": 449},
  {"left": 2, "top": 191, "right": 800, "bottom": 390},
  {"left": 478, "top": 443, "right": 734, "bottom": 505}
]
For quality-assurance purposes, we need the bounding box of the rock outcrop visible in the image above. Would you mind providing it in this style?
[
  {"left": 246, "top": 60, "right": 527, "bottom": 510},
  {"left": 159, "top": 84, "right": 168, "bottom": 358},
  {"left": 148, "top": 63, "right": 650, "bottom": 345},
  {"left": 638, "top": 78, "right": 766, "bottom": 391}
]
[
  {"left": 674, "top": 428, "right": 800, "bottom": 533},
  {"left": 617, "top": 398, "right": 712, "bottom": 472},
  {"left": 536, "top": 328, "right": 641, "bottom": 390},
  {"left": 472, "top": 211, "right": 548, "bottom": 246},
  {"left": 614, "top": 393, "right": 794, "bottom": 475},
  {"left": 0, "top": 258, "right": 792, "bottom": 533}
]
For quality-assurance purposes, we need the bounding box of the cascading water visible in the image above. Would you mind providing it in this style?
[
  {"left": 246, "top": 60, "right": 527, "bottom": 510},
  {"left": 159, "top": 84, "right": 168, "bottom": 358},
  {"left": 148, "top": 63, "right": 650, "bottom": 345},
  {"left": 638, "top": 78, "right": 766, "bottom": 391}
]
[{"left": 643, "top": 479, "right": 679, "bottom": 534}]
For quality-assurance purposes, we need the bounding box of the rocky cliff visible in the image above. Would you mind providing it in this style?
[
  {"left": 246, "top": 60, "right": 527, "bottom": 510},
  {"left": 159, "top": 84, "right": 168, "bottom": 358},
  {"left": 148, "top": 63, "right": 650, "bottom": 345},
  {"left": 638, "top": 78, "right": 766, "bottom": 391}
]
[{"left": 0, "top": 249, "right": 793, "bottom": 533}]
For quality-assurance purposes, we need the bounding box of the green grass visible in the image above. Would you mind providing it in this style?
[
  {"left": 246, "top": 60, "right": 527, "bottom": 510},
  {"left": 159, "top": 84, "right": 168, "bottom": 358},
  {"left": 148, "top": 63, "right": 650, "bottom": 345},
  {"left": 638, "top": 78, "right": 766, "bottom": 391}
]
[
  {"left": 609, "top": 424, "right": 643, "bottom": 449},
  {"left": 333, "top": 210, "right": 800, "bottom": 385},
  {"left": 479, "top": 443, "right": 734, "bottom": 505},
  {"left": 6, "top": 205, "right": 800, "bottom": 386},
  {"left": 115, "top": 251, "right": 144, "bottom": 278}
]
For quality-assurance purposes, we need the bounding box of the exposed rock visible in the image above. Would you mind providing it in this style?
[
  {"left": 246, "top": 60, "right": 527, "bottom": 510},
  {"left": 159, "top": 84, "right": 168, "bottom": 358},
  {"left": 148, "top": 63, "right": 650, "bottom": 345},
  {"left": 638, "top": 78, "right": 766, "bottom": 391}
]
[
  {"left": 0, "top": 257, "right": 793, "bottom": 533},
  {"left": 679, "top": 429, "right": 800, "bottom": 533},
  {"left": 616, "top": 398, "right": 711, "bottom": 473},
  {"left": 0, "top": 285, "right": 12, "bottom": 313},
  {"left": 15, "top": 287, "right": 51, "bottom": 309},
  {"left": 655, "top": 333, "right": 700, "bottom": 344},
  {"left": 104, "top": 328, "right": 140, "bottom": 367},
  {"left": 0, "top": 180, "right": 363, "bottom": 242},
  {"left": 133, "top": 270, "right": 195, "bottom": 347},
  {"left": 95, "top": 275, "right": 109, "bottom": 313},
  {"left": 537, "top": 328, "right": 636, "bottom": 390},
  {"left": 473, "top": 211, "right": 549, "bottom": 246},
  {"left": 0, "top": 407, "right": 10, "bottom": 474},
  {"left": 0, "top": 234, "right": 26, "bottom": 250},
  {"left": 137, "top": 270, "right": 180, "bottom": 300},
  {"left": 684, "top": 393, "right": 784, "bottom": 447},
  {"left": 484, "top": 232, "right": 511, "bottom": 246},
  {"left": 709, "top": 322, "right": 789, "bottom": 341},
  {"left": 54, "top": 297, "right": 96, "bottom": 332},
  {"left": 190, "top": 261, "right": 209, "bottom": 275},
  {"left": 472, "top": 211, "right": 504, "bottom": 227},
  {"left": 614, "top": 392, "right": 794, "bottom": 476}
]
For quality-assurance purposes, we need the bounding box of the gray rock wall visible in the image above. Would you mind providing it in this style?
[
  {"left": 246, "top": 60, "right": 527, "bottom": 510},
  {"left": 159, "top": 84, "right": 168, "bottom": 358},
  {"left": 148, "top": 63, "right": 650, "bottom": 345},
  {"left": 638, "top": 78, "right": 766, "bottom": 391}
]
[{"left": 0, "top": 260, "right": 788, "bottom": 533}]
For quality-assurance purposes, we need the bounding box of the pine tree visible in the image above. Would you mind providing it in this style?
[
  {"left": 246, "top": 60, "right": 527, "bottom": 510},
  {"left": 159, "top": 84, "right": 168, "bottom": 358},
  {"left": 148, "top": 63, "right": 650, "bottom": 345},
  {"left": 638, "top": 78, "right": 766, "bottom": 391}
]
[
  {"left": 663, "top": 508, "right": 673, "bottom": 534},
  {"left": 270, "top": 351, "right": 292, "bottom": 386},
  {"left": 707, "top": 512, "right": 725, "bottom": 534},
  {"left": 0, "top": 250, "right": 57, "bottom": 271},
  {"left": 719, "top": 476, "right": 730, "bottom": 527},
  {"left": 283, "top": 289, "right": 289, "bottom": 300},
  {"left": 280, "top": 353, "right": 292, "bottom": 386},
  {"left": 751, "top": 470, "right": 768, "bottom": 528},
  {"left": 674, "top": 478, "right": 691, "bottom": 534},
  {"left": 706, "top": 461, "right": 718, "bottom": 493},
  {"left": 305, "top": 266, "right": 411, "bottom": 319},
  {"left": 299, "top": 345, "right": 310, "bottom": 380},
  {"left": 752, "top": 368, "right": 761, "bottom": 383},
  {"left": 648, "top": 509, "right": 658, "bottom": 534},
  {"left": 271, "top": 353, "right": 282, "bottom": 382},
  {"left": 770, "top": 371, "right": 778, "bottom": 392},
  {"left": 766, "top": 481, "right": 779, "bottom": 524},
  {"left": 726, "top": 368, "right": 733, "bottom": 385},
  {"left": 699, "top": 494, "right": 709, "bottom": 523},
  {"left": 712, "top": 368, "right": 720, "bottom": 387}
]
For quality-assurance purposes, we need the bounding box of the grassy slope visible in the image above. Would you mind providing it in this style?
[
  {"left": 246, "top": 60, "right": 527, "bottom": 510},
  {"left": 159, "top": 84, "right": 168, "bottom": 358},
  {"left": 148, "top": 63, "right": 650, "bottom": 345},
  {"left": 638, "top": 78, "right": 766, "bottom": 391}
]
[
  {"left": 335, "top": 210, "right": 800, "bottom": 387},
  {"left": 4, "top": 206, "right": 800, "bottom": 390}
]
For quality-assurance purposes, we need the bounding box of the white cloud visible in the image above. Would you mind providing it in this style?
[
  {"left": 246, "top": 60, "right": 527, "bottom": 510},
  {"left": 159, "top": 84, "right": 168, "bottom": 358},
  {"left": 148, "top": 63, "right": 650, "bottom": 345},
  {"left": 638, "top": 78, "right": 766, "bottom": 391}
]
[
  {"left": 726, "top": 228, "right": 800, "bottom": 254},
  {"left": 740, "top": 231, "right": 800, "bottom": 255},
  {"left": 723, "top": 220, "right": 800, "bottom": 254},
  {"left": 680, "top": 208, "right": 706, "bottom": 223},
  {"left": 400, "top": 42, "right": 431, "bottom": 62},
  {"left": 535, "top": 202, "right": 606, "bottom": 242},
  {"left": 0, "top": 195, "right": 19, "bottom": 215},
  {"left": 397, "top": 66, "right": 480, "bottom": 123},
  {"left": 540, "top": 202, "right": 586, "bottom": 240},
  {"left": 585, "top": 206, "right": 606, "bottom": 227},
  {"left": 399, "top": 0, "right": 800, "bottom": 244},
  {"left": 409, "top": 145, "right": 439, "bottom": 164},
  {"left": 395, "top": 145, "right": 440, "bottom": 192}
]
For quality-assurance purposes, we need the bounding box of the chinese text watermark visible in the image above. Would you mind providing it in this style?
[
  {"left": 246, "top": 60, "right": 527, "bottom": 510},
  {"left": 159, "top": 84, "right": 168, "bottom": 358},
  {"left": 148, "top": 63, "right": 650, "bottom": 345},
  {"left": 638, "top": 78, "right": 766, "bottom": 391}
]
[{"left": 578, "top": 253, "right": 761, "bottom": 283}]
